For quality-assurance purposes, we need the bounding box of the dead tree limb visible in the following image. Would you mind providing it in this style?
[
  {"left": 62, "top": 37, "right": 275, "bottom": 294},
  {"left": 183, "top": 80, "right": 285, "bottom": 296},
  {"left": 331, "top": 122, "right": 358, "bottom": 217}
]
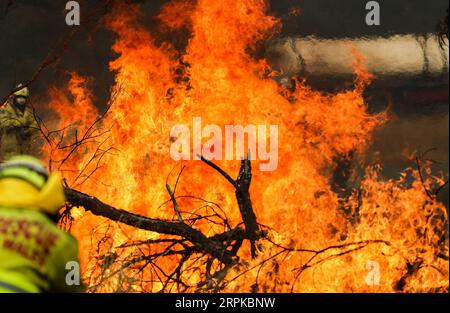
[
  {"left": 200, "top": 155, "right": 261, "bottom": 258},
  {"left": 63, "top": 156, "right": 264, "bottom": 291},
  {"left": 64, "top": 188, "right": 235, "bottom": 265},
  {"left": 166, "top": 165, "right": 185, "bottom": 223}
]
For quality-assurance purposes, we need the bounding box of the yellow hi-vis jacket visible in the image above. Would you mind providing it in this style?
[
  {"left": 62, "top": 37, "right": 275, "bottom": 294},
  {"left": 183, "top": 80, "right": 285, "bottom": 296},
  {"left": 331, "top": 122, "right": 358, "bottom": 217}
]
[{"left": 0, "top": 207, "right": 84, "bottom": 293}]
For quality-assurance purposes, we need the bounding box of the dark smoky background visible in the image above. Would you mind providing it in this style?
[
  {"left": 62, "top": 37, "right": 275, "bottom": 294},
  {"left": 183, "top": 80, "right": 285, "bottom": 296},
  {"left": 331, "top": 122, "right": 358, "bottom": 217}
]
[{"left": 0, "top": 0, "right": 448, "bottom": 204}]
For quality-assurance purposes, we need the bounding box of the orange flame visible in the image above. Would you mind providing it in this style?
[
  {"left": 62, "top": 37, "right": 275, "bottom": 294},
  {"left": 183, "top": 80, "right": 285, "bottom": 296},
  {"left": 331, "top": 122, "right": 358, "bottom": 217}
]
[{"left": 42, "top": 0, "right": 448, "bottom": 292}]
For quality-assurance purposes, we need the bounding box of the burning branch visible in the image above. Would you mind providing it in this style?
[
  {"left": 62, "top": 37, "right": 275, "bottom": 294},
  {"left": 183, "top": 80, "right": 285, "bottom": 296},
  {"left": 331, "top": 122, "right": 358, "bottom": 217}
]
[
  {"left": 62, "top": 155, "right": 270, "bottom": 291},
  {"left": 64, "top": 187, "right": 235, "bottom": 266},
  {"left": 64, "top": 156, "right": 400, "bottom": 292},
  {"left": 64, "top": 156, "right": 264, "bottom": 272},
  {"left": 199, "top": 155, "right": 261, "bottom": 258},
  {"left": 166, "top": 165, "right": 185, "bottom": 223}
]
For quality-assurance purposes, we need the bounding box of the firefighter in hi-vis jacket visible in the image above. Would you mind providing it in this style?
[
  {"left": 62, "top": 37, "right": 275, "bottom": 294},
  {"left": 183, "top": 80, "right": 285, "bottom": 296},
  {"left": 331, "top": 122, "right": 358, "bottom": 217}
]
[
  {"left": 0, "top": 85, "right": 41, "bottom": 162},
  {"left": 0, "top": 155, "right": 84, "bottom": 293}
]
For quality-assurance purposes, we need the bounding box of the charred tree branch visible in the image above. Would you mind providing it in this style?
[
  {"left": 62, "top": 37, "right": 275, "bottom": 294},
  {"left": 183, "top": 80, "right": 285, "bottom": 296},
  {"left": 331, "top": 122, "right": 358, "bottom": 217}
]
[
  {"left": 200, "top": 155, "right": 261, "bottom": 258},
  {"left": 64, "top": 187, "right": 235, "bottom": 265}
]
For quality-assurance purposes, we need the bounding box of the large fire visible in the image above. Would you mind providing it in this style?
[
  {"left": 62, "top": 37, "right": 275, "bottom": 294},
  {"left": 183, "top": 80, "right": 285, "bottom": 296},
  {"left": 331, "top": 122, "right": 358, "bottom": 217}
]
[{"left": 39, "top": 0, "right": 448, "bottom": 292}]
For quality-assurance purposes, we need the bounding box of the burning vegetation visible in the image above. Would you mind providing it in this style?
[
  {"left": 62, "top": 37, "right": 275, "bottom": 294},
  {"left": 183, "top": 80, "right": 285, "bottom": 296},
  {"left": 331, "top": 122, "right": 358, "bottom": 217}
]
[{"left": 28, "top": 0, "right": 448, "bottom": 292}]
